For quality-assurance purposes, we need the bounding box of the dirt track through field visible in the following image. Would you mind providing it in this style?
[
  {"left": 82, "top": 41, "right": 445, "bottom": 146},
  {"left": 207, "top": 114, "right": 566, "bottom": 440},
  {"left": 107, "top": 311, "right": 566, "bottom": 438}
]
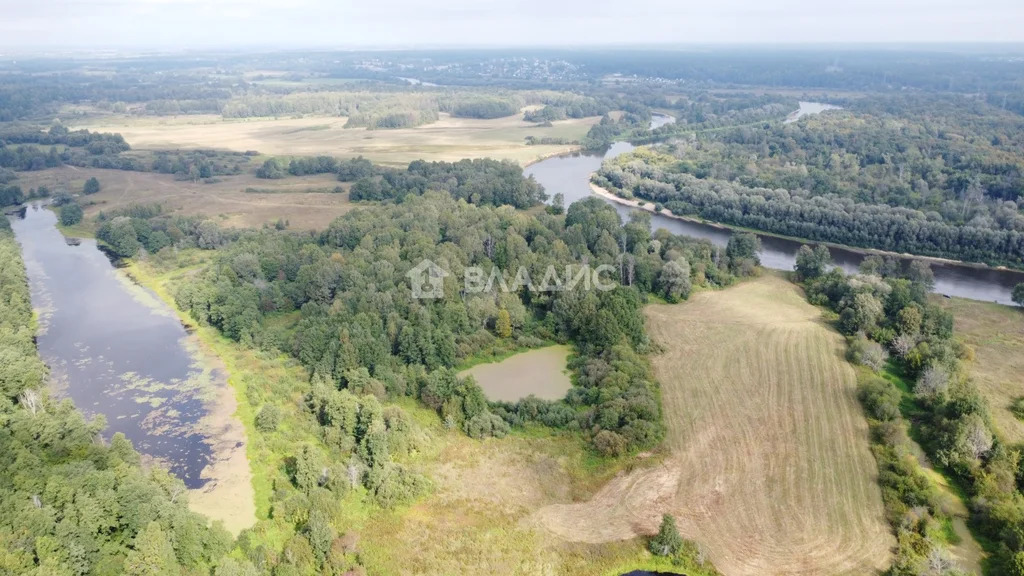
[{"left": 534, "top": 275, "right": 893, "bottom": 575}]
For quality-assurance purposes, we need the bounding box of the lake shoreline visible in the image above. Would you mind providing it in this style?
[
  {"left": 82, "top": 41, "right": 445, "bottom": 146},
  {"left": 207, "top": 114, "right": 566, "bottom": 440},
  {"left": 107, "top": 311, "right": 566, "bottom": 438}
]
[
  {"left": 122, "top": 261, "right": 258, "bottom": 536},
  {"left": 588, "top": 182, "right": 1023, "bottom": 279}
]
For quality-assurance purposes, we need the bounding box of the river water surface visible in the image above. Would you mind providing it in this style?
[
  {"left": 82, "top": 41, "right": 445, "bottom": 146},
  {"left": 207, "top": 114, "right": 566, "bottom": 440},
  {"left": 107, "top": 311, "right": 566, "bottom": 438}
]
[
  {"left": 525, "top": 128, "right": 1024, "bottom": 305},
  {"left": 10, "top": 205, "right": 215, "bottom": 487}
]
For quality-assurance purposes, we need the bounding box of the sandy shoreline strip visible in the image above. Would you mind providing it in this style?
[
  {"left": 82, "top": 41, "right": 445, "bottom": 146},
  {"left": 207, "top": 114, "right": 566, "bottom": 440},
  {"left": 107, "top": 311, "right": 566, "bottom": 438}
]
[
  {"left": 122, "top": 265, "right": 257, "bottom": 536},
  {"left": 186, "top": 342, "right": 257, "bottom": 536}
]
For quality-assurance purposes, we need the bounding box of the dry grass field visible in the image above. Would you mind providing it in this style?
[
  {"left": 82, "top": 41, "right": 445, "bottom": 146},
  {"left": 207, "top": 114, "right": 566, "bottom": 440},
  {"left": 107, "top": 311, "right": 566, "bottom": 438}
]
[
  {"left": 71, "top": 113, "right": 600, "bottom": 166},
  {"left": 534, "top": 275, "right": 894, "bottom": 576},
  {"left": 15, "top": 167, "right": 356, "bottom": 230},
  {"left": 935, "top": 296, "right": 1024, "bottom": 443}
]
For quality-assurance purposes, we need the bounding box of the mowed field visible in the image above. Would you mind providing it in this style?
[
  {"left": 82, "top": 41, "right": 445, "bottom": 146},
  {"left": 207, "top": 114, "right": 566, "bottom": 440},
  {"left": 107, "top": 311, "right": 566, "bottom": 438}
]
[
  {"left": 534, "top": 274, "right": 893, "bottom": 575},
  {"left": 15, "top": 167, "right": 355, "bottom": 230},
  {"left": 71, "top": 113, "right": 601, "bottom": 166},
  {"left": 935, "top": 296, "right": 1024, "bottom": 443}
]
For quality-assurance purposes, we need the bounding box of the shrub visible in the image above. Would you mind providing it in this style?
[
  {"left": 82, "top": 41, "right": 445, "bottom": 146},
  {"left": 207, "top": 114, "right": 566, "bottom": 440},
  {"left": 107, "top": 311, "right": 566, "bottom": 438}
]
[
  {"left": 255, "top": 404, "right": 281, "bottom": 432},
  {"left": 1012, "top": 398, "right": 1024, "bottom": 421},
  {"left": 83, "top": 177, "right": 101, "bottom": 195},
  {"left": 849, "top": 335, "right": 888, "bottom": 372},
  {"left": 365, "top": 463, "right": 429, "bottom": 508},
  {"left": 858, "top": 377, "right": 902, "bottom": 422},
  {"left": 59, "top": 202, "right": 83, "bottom": 226},
  {"left": 593, "top": 429, "right": 627, "bottom": 456}
]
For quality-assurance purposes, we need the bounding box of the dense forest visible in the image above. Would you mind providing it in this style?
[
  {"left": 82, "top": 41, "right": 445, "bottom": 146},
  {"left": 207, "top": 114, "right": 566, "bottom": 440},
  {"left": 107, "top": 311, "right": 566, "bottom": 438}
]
[
  {"left": 0, "top": 124, "right": 254, "bottom": 181},
  {"left": 101, "top": 190, "right": 758, "bottom": 457},
  {"left": 797, "top": 247, "right": 1024, "bottom": 574},
  {"left": 595, "top": 94, "right": 1024, "bottom": 267}
]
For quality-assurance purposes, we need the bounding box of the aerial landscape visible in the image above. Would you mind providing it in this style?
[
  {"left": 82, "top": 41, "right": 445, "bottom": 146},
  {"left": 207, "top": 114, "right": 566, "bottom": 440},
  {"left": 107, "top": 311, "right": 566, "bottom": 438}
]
[{"left": 2, "top": 2, "right": 1024, "bottom": 576}]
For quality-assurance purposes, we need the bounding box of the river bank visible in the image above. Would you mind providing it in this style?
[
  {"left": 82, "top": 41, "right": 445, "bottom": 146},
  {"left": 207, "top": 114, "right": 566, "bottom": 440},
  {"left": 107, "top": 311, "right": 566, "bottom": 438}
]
[{"left": 588, "top": 182, "right": 1024, "bottom": 288}]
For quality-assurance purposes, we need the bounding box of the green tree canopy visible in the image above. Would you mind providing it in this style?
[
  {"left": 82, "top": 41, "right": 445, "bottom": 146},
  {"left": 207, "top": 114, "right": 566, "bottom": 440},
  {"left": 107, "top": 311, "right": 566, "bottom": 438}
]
[
  {"left": 649, "top": 514, "right": 683, "bottom": 557},
  {"left": 83, "top": 176, "right": 101, "bottom": 195}
]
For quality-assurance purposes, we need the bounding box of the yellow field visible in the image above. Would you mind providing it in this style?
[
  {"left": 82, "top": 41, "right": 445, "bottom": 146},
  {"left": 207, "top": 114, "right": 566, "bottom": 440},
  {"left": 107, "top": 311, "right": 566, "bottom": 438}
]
[
  {"left": 534, "top": 275, "right": 893, "bottom": 575},
  {"left": 935, "top": 296, "right": 1024, "bottom": 443},
  {"left": 15, "top": 167, "right": 354, "bottom": 230},
  {"left": 71, "top": 113, "right": 600, "bottom": 166}
]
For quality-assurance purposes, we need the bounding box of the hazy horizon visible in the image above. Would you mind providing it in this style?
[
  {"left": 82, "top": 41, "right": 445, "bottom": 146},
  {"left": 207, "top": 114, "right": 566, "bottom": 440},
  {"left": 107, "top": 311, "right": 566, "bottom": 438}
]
[{"left": 1, "top": 0, "right": 1022, "bottom": 50}]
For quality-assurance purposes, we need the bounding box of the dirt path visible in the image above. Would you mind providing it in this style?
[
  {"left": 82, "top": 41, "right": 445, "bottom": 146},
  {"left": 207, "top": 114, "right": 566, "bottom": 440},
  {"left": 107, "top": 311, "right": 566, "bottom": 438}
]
[{"left": 534, "top": 275, "right": 894, "bottom": 575}]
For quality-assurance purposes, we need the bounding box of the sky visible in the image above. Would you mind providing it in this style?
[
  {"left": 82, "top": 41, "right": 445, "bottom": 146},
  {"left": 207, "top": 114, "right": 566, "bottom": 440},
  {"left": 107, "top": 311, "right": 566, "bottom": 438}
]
[{"left": 0, "top": 0, "right": 1022, "bottom": 49}]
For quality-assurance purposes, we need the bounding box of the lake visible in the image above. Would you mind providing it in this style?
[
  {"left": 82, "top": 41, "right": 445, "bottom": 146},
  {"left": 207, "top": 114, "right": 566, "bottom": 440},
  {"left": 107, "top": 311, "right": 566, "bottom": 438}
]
[
  {"left": 650, "top": 113, "right": 677, "bottom": 130},
  {"left": 458, "top": 345, "right": 572, "bottom": 402},
  {"left": 785, "top": 101, "right": 842, "bottom": 123},
  {"left": 10, "top": 204, "right": 215, "bottom": 488}
]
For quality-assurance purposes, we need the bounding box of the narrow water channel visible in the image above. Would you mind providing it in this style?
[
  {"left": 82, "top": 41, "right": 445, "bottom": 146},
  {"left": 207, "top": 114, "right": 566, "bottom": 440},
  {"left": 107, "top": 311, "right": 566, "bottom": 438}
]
[{"left": 9, "top": 204, "right": 215, "bottom": 488}]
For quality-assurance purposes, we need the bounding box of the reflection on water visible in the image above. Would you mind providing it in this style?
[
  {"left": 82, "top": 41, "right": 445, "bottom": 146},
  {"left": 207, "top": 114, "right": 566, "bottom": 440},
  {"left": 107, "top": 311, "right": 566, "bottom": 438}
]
[
  {"left": 9, "top": 205, "right": 213, "bottom": 488},
  {"left": 650, "top": 113, "right": 676, "bottom": 130},
  {"left": 785, "top": 101, "right": 842, "bottom": 124},
  {"left": 525, "top": 144, "right": 1024, "bottom": 305}
]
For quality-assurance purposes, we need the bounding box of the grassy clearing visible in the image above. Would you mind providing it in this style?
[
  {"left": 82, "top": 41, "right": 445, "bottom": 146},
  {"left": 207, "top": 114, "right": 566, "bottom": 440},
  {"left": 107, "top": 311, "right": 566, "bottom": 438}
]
[
  {"left": 934, "top": 295, "right": 1024, "bottom": 444},
  {"left": 128, "top": 251, "right": 688, "bottom": 575},
  {"left": 71, "top": 113, "right": 600, "bottom": 166},
  {"left": 15, "top": 167, "right": 355, "bottom": 231},
  {"left": 535, "top": 274, "right": 893, "bottom": 575}
]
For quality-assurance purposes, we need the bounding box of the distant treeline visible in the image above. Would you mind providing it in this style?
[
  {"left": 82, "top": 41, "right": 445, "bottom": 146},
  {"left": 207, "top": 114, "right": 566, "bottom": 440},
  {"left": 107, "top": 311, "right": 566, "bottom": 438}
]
[
  {"left": 257, "top": 155, "right": 547, "bottom": 209},
  {"left": 4, "top": 49, "right": 1024, "bottom": 122},
  {"left": 0, "top": 124, "right": 254, "bottom": 181}
]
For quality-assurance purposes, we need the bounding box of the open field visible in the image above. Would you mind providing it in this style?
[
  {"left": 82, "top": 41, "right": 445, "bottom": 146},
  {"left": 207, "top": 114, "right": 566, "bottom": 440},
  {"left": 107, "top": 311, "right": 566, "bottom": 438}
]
[
  {"left": 934, "top": 296, "right": 1024, "bottom": 443},
  {"left": 71, "top": 113, "right": 601, "bottom": 166},
  {"left": 534, "top": 274, "right": 893, "bottom": 576},
  {"left": 14, "top": 167, "right": 355, "bottom": 230},
  {"left": 458, "top": 345, "right": 572, "bottom": 402}
]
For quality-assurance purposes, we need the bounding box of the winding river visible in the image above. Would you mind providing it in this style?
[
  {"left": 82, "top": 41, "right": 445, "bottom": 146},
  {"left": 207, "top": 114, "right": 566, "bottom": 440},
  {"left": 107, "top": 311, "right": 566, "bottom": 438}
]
[{"left": 525, "top": 117, "right": 1024, "bottom": 306}]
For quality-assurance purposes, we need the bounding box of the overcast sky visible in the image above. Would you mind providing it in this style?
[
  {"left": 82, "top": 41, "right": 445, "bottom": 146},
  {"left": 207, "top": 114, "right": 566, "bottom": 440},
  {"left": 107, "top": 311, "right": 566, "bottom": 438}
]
[{"left": 0, "top": 0, "right": 1022, "bottom": 49}]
